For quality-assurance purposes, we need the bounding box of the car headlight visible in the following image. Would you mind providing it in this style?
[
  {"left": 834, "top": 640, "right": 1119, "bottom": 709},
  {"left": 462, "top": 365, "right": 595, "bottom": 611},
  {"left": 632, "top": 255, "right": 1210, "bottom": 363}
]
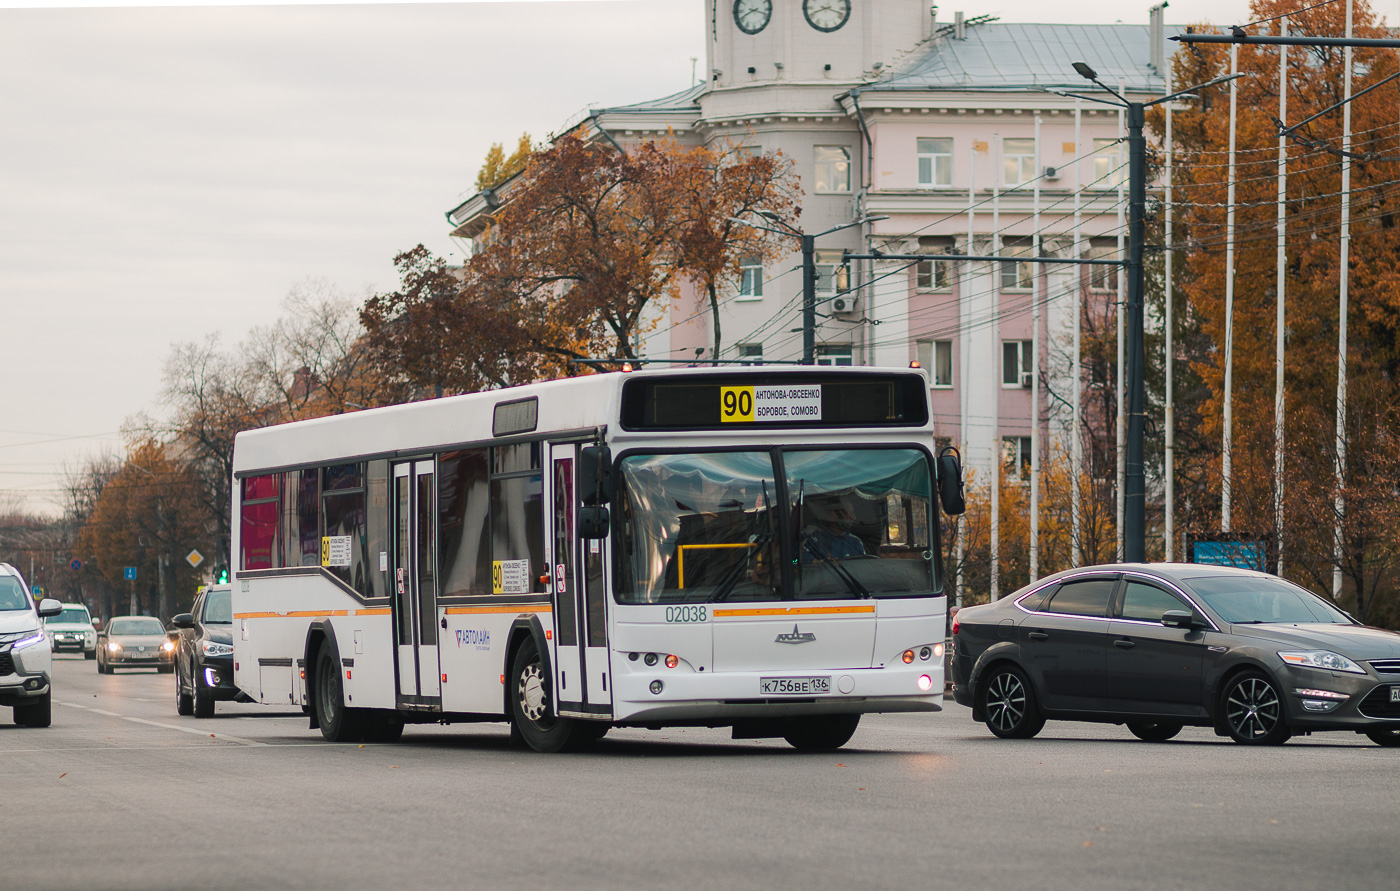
[
  {"left": 107, "top": 641, "right": 122, "bottom": 652},
  {"left": 201, "top": 641, "right": 234, "bottom": 657},
  {"left": 13, "top": 631, "right": 47, "bottom": 651},
  {"left": 161, "top": 641, "right": 176, "bottom": 653},
  {"left": 1278, "top": 650, "right": 1365, "bottom": 674}
]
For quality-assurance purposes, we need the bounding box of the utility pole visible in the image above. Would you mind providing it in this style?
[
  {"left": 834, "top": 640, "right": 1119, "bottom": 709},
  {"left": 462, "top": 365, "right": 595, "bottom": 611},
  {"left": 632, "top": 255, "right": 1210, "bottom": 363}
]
[
  {"left": 734, "top": 213, "right": 883, "bottom": 364},
  {"left": 1059, "top": 62, "right": 1242, "bottom": 562}
]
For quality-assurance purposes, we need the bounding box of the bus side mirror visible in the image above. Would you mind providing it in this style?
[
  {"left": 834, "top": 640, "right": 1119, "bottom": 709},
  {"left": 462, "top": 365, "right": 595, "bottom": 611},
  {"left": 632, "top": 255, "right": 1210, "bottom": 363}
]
[
  {"left": 579, "top": 506, "right": 610, "bottom": 539},
  {"left": 937, "top": 448, "right": 966, "bottom": 516},
  {"left": 579, "top": 445, "right": 613, "bottom": 506}
]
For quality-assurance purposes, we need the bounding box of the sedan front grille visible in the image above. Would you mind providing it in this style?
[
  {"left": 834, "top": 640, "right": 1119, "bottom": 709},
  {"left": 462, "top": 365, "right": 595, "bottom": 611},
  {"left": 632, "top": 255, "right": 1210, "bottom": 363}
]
[
  {"left": 1357, "top": 685, "right": 1400, "bottom": 719},
  {"left": 1368, "top": 659, "right": 1400, "bottom": 674}
]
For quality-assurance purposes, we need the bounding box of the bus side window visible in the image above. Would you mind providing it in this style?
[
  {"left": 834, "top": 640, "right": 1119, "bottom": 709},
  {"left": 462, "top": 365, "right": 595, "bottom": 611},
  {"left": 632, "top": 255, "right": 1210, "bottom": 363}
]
[{"left": 439, "top": 449, "right": 492, "bottom": 596}]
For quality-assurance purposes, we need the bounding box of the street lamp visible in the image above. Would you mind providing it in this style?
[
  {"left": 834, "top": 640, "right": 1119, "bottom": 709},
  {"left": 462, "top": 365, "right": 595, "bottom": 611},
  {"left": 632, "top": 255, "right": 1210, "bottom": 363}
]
[
  {"left": 1060, "top": 61, "right": 1241, "bottom": 562},
  {"left": 734, "top": 212, "right": 887, "bottom": 364}
]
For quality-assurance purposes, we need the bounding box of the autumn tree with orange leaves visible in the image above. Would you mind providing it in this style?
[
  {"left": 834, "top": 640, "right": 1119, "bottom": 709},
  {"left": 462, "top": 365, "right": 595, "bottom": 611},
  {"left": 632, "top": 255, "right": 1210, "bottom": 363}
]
[
  {"left": 362, "top": 134, "right": 799, "bottom": 391},
  {"left": 1157, "top": 0, "right": 1400, "bottom": 624}
]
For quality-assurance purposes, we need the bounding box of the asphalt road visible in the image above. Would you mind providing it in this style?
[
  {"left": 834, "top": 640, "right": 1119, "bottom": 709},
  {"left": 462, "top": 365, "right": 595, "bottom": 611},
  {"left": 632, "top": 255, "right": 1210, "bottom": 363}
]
[{"left": 5, "top": 656, "right": 1399, "bottom": 891}]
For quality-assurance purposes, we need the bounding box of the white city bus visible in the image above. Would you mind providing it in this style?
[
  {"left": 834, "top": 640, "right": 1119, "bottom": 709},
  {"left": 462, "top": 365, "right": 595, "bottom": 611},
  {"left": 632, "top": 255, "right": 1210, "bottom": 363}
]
[{"left": 230, "top": 366, "right": 965, "bottom": 751}]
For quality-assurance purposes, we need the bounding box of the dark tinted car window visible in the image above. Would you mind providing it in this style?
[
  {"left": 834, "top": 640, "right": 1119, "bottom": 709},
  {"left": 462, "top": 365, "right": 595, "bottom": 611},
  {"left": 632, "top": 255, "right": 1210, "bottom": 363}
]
[
  {"left": 1018, "top": 586, "right": 1054, "bottom": 612},
  {"left": 1119, "top": 582, "right": 1187, "bottom": 622},
  {"left": 1044, "top": 579, "right": 1115, "bottom": 617},
  {"left": 1185, "top": 576, "right": 1351, "bottom": 624}
]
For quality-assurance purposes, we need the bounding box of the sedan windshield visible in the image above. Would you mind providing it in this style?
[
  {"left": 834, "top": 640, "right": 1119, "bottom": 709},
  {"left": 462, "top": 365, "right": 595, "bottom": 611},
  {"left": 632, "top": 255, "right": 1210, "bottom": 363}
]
[
  {"left": 1185, "top": 576, "right": 1352, "bottom": 625},
  {"left": 615, "top": 448, "right": 938, "bottom": 604},
  {"left": 109, "top": 618, "right": 166, "bottom": 636}
]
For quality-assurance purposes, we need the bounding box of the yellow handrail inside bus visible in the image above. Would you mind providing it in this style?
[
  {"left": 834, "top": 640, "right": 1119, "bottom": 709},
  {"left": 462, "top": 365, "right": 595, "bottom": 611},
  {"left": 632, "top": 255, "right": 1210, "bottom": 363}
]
[{"left": 677, "top": 543, "right": 754, "bottom": 589}]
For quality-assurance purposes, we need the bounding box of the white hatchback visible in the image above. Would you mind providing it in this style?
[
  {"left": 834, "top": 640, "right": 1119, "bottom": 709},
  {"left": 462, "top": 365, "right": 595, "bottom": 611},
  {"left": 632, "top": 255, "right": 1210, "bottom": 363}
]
[{"left": 0, "top": 562, "right": 62, "bottom": 727}]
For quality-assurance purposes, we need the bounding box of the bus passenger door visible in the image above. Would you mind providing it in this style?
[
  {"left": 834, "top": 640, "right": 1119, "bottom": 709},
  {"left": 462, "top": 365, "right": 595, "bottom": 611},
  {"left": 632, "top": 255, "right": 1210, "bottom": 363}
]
[
  {"left": 549, "top": 444, "right": 612, "bottom": 718},
  {"left": 392, "top": 460, "right": 441, "bottom": 707}
]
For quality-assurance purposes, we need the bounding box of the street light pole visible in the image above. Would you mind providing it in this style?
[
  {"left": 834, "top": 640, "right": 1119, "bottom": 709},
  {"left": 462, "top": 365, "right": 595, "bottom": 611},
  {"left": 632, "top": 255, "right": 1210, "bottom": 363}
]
[
  {"left": 1063, "top": 63, "right": 1241, "bottom": 563},
  {"left": 801, "top": 234, "right": 817, "bottom": 364}
]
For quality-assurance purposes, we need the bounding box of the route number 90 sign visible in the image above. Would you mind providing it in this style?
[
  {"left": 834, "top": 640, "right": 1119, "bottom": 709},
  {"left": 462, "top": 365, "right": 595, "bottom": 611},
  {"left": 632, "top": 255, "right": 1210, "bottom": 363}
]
[{"left": 720, "top": 385, "right": 822, "bottom": 423}]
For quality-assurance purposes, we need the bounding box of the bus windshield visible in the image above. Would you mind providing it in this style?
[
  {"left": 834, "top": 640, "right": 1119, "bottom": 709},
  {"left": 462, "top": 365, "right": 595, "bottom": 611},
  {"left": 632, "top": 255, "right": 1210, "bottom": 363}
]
[{"left": 615, "top": 448, "right": 938, "bottom": 604}]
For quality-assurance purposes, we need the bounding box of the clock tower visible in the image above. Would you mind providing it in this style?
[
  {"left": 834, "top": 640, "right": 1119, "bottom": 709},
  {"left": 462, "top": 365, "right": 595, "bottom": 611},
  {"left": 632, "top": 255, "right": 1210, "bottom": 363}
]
[{"left": 707, "top": 0, "right": 933, "bottom": 88}]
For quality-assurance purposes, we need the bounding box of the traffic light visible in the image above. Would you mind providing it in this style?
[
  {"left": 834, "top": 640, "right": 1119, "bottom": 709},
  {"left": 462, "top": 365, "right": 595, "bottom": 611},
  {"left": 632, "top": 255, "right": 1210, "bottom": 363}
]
[{"left": 217, "top": 568, "right": 229, "bottom": 585}]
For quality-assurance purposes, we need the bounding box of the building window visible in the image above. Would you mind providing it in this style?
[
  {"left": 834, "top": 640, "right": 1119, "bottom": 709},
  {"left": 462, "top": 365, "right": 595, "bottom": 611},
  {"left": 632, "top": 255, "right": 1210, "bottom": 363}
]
[
  {"left": 1002, "top": 339, "right": 1033, "bottom": 388},
  {"left": 917, "top": 137, "right": 953, "bottom": 187},
  {"left": 915, "top": 236, "right": 955, "bottom": 291},
  {"left": 738, "top": 255, "right": 764, "bottom": 299},
  {"left": 917, "top": 340, "right": 954, "bottom": 388},
  {"left": 1093, "top": 137, "right": 1124, "bottom": 187},
  {"left": 815, "top": 344, "right": 853, "bottom": 366},
  {"left": 1002, "top": 436, "right": 1032, "bottom": 482},
  {"left": 1085, "top": 237, "right": 1119, "bottom": 292},
  {"left": 1002, "top": 138, "right": 1037, "bottom": 187},
  {"left": 999, "top": 238, "right": 1034, "bottom": 291},
  {"left": 815, "top": 250, "right": 850, "bottom": 296},
  {"left": 814, "top": 145, "right": 852, "bottom": 193},
  {"left": 736, "top": 343, "right": 764, "bottom": 365}
]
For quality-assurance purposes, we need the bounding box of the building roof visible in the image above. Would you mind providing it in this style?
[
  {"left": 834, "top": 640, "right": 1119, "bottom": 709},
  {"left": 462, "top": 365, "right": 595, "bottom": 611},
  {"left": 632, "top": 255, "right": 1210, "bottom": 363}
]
[{"left": 867, "top": 22, "right": 1176, "bottom": 95}]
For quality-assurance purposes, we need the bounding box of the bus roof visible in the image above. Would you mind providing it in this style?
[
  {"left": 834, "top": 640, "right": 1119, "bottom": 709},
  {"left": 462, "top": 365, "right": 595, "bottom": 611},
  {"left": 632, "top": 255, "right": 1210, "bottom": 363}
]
[{"left": 232, "top": 365, "right": 931, "bottom": 476}]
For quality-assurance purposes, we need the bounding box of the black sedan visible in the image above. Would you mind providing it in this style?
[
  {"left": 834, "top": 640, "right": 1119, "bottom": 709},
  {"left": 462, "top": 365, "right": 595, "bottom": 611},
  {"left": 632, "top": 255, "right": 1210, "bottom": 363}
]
[
  {"left": 171, "top": 586, "right": 240, "bottom": 718},
  {"left": 950, "top": 564, "right": 1400, "bottom": 746}
]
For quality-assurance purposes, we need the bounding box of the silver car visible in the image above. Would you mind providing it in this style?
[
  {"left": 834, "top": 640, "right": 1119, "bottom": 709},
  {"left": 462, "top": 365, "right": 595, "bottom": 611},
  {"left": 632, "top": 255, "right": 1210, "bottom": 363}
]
[{"left": 97, "top": 616, "right": 176, "bottom": 674}]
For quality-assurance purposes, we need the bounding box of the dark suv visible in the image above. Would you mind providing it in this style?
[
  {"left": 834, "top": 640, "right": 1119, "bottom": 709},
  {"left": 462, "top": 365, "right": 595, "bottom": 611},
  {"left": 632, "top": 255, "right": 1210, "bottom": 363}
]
[{"left": 171, "top": 586, "right": 239, "bottom": 718}]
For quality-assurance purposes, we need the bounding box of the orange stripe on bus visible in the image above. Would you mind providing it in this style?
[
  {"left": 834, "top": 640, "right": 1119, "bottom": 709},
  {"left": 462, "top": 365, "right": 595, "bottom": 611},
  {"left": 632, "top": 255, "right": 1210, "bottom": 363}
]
[
  {"left": 233, "top": 610, "right": 350, "bottom": 619},
  {"left": 443, "top": 605, "right": 552, "bottom": 615},
  {"left": 710, "top": 605, "right": 876, "bottom": 618}
]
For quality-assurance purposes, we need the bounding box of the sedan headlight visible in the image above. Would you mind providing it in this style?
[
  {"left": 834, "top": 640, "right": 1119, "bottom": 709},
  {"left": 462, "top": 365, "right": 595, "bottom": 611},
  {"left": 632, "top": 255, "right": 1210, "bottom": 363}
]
[
  {"left": 201, "top": 640, "right": 234, "bottom": 657},
  {"left": 1278, "top": 650, "right": 1365, "bottom": 674},
  {"left": 107, "top": 641, "right": 122, "bottom": 653},
  {"left": 161, "top": 640, "right": 176, "bottom": 653}
]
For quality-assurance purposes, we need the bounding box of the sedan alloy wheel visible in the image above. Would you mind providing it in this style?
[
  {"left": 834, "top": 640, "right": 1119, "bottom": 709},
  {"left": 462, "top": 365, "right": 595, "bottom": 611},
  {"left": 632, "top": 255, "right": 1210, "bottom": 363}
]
[{"left": 1223, "top": 673, "right": 1291, "bottom": 745}]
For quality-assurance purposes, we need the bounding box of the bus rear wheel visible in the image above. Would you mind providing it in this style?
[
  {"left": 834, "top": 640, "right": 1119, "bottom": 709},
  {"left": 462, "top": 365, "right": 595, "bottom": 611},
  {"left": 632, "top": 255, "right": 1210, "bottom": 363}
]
[
  {"left": 782, "top": 714, "right": 860, "bottom": 751},
  {"left": 510, "top": 637, "right": 598, "bottom": 753},
  {"left": 315, "top": 642, "right": 365, "bottom": 743}
]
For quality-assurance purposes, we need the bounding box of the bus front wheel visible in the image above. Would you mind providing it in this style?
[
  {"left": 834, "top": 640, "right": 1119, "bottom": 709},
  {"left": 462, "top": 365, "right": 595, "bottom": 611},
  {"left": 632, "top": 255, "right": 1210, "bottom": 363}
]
[
  {"left": 510, "top": 637, "right": 598, "bottom": 753},
  {"left": 782, "top": 714, "right": 860, "bottom": 751}
]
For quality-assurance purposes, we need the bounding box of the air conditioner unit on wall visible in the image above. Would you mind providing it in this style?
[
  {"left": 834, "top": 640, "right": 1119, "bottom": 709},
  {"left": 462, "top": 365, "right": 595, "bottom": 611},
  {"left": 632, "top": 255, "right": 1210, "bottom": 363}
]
[
  {"left": 1043, "top": 165, "right": 1060, "bottom": 181},
  {"left": 1020, "top": 370, "right": 1033, "bottom": 388},
  {"left": 830, "top": 295, "right": 857, "bottom": 314}
]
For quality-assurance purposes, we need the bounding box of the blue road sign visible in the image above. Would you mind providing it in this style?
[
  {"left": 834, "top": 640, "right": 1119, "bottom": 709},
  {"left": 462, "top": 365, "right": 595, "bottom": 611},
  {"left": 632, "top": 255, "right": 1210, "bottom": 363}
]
[
  {"left": 123, "top": 566, "right": 137, "bottom": 580},
  {"left": 70, "top": 559, "right": 82, "bottom": 571}
]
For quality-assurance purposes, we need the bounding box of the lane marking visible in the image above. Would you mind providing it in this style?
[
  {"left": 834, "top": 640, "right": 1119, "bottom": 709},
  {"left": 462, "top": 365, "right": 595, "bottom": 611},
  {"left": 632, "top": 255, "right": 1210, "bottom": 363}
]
[{"left": 55, "top": 700, "right": 267, "bottom": 746}]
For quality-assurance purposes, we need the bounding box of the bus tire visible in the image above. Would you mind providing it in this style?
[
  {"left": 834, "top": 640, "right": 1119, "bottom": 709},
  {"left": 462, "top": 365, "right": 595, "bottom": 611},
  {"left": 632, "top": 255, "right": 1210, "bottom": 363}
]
[
  {"left": 509, "top": 636, "right": 596, "bottom": 753},
  {"left": 315, "top": 642, "right": 365, "bottom": 743},
  {"left": 362, "top": 711, "right": 405, "bottom": 743},
  {"left": 782, "top": 714, "right": 860, "bottom": 751}
]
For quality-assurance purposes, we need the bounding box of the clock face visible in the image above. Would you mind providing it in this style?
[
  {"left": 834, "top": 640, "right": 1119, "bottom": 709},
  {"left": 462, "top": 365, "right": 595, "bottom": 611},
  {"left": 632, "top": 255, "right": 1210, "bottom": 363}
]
[
  {"left": 803, "top": 0, "right": 851, "bottom": 32},
  {"left": 733, "top": 0, "right": 772, "bottom": 35}
]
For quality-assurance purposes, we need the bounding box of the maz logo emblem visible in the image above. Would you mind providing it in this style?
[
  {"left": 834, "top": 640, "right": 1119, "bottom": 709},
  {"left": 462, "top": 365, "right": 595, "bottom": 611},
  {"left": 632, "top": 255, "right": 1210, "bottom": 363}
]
[{"left": 775, "top": 625, "right": 816, "bottom": 645}]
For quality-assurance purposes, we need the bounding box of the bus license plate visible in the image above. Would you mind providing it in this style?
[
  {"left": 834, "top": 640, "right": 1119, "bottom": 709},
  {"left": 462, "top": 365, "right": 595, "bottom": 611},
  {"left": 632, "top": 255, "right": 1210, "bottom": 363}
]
[{"left": 760, "top": 676, "right": 830, "bottom": 695}]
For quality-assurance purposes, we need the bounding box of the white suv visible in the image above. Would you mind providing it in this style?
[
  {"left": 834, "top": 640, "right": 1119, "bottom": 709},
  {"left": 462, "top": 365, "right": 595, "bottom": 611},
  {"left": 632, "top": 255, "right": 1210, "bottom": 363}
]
[
  {"left": 45, "top": 602, "right": 97, "bottom": 659},
  {"left": 0, "top": 563, "right": 61, "bottom": 727}
]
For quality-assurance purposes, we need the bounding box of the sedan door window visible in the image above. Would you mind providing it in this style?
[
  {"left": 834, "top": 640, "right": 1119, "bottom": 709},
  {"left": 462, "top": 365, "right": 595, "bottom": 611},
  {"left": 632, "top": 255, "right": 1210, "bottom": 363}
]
[
  {"left": 1043, "top": 579, "right": 1116, "bottom": 617},
  {"left": 1119, "top": 582, "right": 1189, "bottom": 623}
]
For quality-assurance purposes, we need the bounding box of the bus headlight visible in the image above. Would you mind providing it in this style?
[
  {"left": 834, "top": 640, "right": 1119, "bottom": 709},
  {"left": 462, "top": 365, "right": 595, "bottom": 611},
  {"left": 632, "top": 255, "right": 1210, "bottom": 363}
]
[{"left": 917, "top": 674, "right": 934, "bottom": 691}]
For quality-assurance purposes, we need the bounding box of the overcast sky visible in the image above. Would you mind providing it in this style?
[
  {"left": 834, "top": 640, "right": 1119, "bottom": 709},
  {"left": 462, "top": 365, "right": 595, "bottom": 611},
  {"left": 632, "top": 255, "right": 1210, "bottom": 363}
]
[{"left": 0, "top": 0, "right": 1259, "bottom": 516}]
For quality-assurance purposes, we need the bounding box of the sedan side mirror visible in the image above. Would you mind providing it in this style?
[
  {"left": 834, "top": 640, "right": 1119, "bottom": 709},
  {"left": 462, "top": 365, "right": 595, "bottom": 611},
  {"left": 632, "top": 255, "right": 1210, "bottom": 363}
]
[
  {"left": 171, "top": 613, "right": 195, "bottom": 629},
  {"left": 1161, "top": 609, "right": 1199, "bottom": 629}
]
